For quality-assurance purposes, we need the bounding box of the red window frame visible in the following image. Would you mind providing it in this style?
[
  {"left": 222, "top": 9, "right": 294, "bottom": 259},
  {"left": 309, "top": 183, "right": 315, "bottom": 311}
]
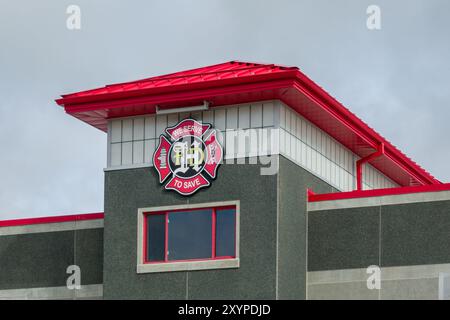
[{"left": 143, "top": 205, "right": 236, "bottom": 264}]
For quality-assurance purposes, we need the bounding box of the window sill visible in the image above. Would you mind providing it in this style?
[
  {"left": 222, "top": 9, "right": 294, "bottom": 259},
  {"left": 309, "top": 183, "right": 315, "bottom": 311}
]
[{"left": 137, "top": 258, "right": 239, "bottom": 274}]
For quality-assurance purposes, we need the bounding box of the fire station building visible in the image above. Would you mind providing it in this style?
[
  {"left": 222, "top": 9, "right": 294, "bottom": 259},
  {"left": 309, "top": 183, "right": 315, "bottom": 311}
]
[{"left": 1, "top": 61, "right": 450, "bottom": 300}]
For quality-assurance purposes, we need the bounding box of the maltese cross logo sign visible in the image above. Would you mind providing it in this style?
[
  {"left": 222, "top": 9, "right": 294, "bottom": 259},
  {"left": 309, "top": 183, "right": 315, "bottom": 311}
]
[{"left": 153, "top": 118, "right": 223, "bottom": 196}]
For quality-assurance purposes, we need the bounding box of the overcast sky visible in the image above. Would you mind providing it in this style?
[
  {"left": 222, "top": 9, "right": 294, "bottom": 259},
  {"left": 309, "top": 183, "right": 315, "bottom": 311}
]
[{"left": 1, "top": 0, "right": 449, "bottom": 219}]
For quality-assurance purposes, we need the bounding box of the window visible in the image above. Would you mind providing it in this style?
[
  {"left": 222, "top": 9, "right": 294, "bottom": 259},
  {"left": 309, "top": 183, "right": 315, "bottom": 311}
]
[{"left": 138, "top": 201, "right": 239, "bottom": 273}]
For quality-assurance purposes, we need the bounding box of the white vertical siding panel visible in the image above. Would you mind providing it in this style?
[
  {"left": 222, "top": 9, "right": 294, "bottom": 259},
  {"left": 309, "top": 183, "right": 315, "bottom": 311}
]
[
  {"left": 122, "top": 142, "right": 133, "bottom": 165},
  {"left": 279, "top": 104, "right": 286, "bottom": 129},
  {"left": 325, "top": 157, "right": 331, "bottom": 183},
  {"left": 167, "top": 114, "right": 178, "bottom": 127},
  {"left": 111, "top": 120, "right": 122, "bottom": 143},
  {"left": 145, "top": 116, "right": 156, "bottom": 139},
  {"left": 287, "top": 131, "right": 292, "bottom": 158},
  {"left": 279, "top": 129, "right": 286, "bottom": 155},
  {"left": 306, "top": 144, "right": 312, "bottom": 169},
  {"left": 285, "top": 109, "right": 292, "bottom": 133},
  {"left": 258, "top": 129, "right": 266, "bottom": 156},
  {"left": 178, "top": 112, "right": 190, "bottom": 120},
  {"left": 270, "top": 127, "right": 279, "bottom": 154},
  {"left": 326, "top": 136, "right": 331, "bottom": 160},
  {"left": 340, "top": 168, "right": 346, "bottom": 191},
  {"left": 300, "top": 117, "right": 307, "bottom": 143},
  {"left": 301, "top": 140, "right": 307, "bottom": 167},
  {"left": 226, "top": 107, "right": 238, "bottom": 130},
  {"left": 249, "top": 129, "right": 259, "bottom": 157},
  {"left": 291, "top": 112, "right": 296, "bottom": 135},
  {"left": 306, "top": 122, "right": 312, "bottom": 146},
  {"left": 290, "top": 132, "right": 296, "bottom": 161},
  {"left": 133, "top": 118, "right": 144, "bottom": 140},
  {"left": 133, "top": 141, "right": 144, "bottom": 164},
  {"left": 262, "top": 102, "right": 274, "bottom": 127},
  {"left": 156, "top": 115, "right": 167, "bottom": 136},
  {"left": 225, "top": 130, "right": 236, "bottom": 158},
  {"left": 122, "top": 119, "right": 133, "bottom": 141},
  {"left": 238, "top": 105, "right": 250, "bottom": 129},
  {"left": 110, "top": 143, "right": 122, "bottom": 166},
  {"left": 349, "top": 170, "right": 353, "bottom": 191},
  {"left": 202, "top": 110, "right": 214, "bottom": 125},
  {"left": 376, "top": 170, "right": 381, "bottom": 189},
  {"left": 296, "top": 115, "right": 301, "bottom": 138},
  {"left": 214, "top": 109, "right": 226, "bottom": 131},
  {"left": 296, "top": 138, "right": 301, "bottom": 163},
  {"left": 311, "top": 125, "right": 317, "bottom": 150},
  {"left": 144, "top": 140, "right": 156, "bottom": 165},
  {"left": 190, "top": 111, "right": 202, "bottom": 121},
  {"left": 235, "top": 129, "right": 246, "bottom": 158},
  {"left": 251, "top": 104, "right": 263, "bottom": 128},
  {"left": 316, "top": 130, "right": 322, "bottom": 154}
]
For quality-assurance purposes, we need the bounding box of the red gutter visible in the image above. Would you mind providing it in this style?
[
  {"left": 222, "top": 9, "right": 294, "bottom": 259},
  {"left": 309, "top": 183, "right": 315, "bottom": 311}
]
[
  {"left": 308, "top": 183, "right": 450, "bottom": 203},
  {"left": 0, "top": 212, "right": 104, "bottom": 228},
  {"left": 356, "top": 143, "right": 385, "bottom": 190}
]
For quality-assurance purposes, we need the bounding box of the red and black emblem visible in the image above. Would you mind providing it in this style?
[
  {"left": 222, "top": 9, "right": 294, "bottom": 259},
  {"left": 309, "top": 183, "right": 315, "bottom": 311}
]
[{"left": 153, "top": 118, "right": 223, "bottom": 195}]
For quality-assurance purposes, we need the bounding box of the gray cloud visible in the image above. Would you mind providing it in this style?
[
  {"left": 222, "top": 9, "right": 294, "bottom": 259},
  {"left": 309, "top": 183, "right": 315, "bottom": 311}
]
[{"left": 1, "top": 0, "right": 449, "bottom": 219}]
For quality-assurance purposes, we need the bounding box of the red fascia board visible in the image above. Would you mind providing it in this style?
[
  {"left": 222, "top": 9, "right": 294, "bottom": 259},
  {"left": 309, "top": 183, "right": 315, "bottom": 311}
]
[
  {"left": 0, "top": 212, "right": 104, "bottom": 228},
  {"left": 308, "top": 183, "right": 450, "bottom": 202}
]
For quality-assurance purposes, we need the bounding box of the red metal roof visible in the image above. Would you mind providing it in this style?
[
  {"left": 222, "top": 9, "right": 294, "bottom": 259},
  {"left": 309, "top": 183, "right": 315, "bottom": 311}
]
[
  {"left": 59, "top": 61, "right": 296, "bottom": 100},
  {"left": 55, "top": 60, "right": 441, "bottom": 187}
]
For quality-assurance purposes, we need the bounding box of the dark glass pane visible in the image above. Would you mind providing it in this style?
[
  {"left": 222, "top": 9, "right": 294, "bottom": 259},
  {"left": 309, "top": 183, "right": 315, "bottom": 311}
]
[
  {"left": 168, "top": 209, "right": 212, "bottom": 261},
  {"left": 146, "top": 214, "right": 166, "bottom": 262},
  {"left": 216, "top": 209, "right": 236, "bottom": 257}
]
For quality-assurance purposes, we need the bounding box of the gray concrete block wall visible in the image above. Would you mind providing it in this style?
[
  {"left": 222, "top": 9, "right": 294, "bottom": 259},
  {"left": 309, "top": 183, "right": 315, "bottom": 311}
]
[
  {"left": 382, "top": 201, "right": 450, "bottom": 267},
  {"left": 103, "top": 161, "right": 279, "bottom": 299},
  {"left": 277, "top": 156, "right": 334, "bottom": 299},
  {"left": 308, "top": 200, "right": 450, "bottom": 271},
  {"left": 307, "top": 199, "right": 450, "bottom": 299},
  {"left": 0, "top": 228, "right": 103, "bottom": 290},
  {"left": 103, "top": 156, "right": 334, "bottom": 299},
  {"left": 307, "top": 207, "right": 380, "bottom": 271}
]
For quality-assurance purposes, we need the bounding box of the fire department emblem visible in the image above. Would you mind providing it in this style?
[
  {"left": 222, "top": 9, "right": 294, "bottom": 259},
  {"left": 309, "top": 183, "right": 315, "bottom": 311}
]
[{"left": 153, "top": 118, "right": 223, "bottom": 195}]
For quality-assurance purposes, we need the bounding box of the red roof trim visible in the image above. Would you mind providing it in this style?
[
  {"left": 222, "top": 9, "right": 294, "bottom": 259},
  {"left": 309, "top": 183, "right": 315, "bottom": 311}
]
[
  {"left": 0, "top": 212, "right": 104, "bottom": 227},
  {"left": 308, "top": 184, "right": 450, "bottom": 202}
]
